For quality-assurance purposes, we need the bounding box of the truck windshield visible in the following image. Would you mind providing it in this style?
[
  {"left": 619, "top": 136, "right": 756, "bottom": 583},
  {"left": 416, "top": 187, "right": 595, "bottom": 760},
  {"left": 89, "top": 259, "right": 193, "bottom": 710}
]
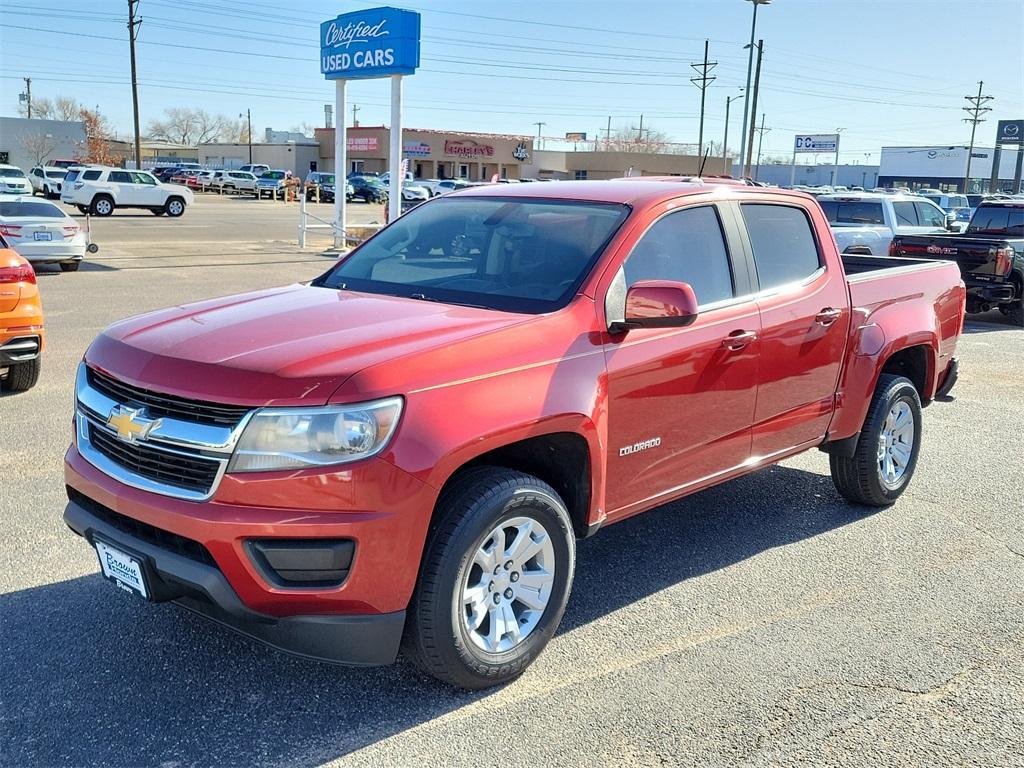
[
  {"left": 967, "top": 206, "right": 1024, "bottom": 235},
  {"left": 316, "top": 197, "right": 630, "bottom": 313},
  {"left": 818, "top": 200, "right": 885, "bottom": 225}
]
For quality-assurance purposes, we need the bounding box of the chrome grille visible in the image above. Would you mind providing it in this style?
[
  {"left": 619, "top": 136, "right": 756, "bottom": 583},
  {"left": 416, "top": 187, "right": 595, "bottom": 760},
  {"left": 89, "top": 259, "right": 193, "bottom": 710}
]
[
  {"left": 87, "top": 367, "right": 249, "bottom": 427},
  {"left": 88, "top": 424, "right": 221, "bottom": 494}
]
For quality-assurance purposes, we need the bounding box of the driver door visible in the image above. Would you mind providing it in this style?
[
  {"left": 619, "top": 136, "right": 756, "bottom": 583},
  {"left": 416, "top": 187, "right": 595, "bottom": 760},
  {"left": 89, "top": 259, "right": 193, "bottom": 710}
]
[{"left": 602, "top": 202, "right": 760, "bottom": 519}]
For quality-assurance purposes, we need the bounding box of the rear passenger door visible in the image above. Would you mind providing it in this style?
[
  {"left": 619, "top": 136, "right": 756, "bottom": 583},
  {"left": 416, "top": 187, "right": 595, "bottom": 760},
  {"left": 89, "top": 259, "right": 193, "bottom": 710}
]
[
  {"left": 107, "top": 170, "right": 136, "bottom": 205},
  {"left": 738, "top": 202, "right": 850, "bottom": 458}
]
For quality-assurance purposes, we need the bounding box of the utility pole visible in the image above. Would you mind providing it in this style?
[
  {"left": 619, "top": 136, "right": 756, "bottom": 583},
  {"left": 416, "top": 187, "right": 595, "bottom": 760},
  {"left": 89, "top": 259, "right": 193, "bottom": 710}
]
[
  {"left": 245, "top": 109, "right": 252, "bottom": 163},
  {"left": 723, "top": 90, "right": 744, "bottom": 174},
  {"left": 690, "top": 40, "right": 718, "bottom": 159},
  {"left": 351, "top": 103, "right": 360, "bottom": 127},
  {"left": 127, "top": 0, "right": 142, "bottom": 171},
  {"left": 21, "top": 77, "right": 32, "bottom": 118},
  {"left": 637, "top": 113, "right": 644, "bottom": 143},
  {"left": 739, "top": 0, "right": 771, "bottom": 176},
  {"left": 533, "top": 121, "right": 546, "bottom": 150},
  {"left": 605, "top": 115, "right": 612, "bottom": 150},
  {"left": 743, "top": 40, "right": 763, "bottom": 178},
  {"left": 962, "top": 80, "right": 993, "bottom": 193},
  {"left": 754, "top": 113, "right": 769, "bottom": 180}
]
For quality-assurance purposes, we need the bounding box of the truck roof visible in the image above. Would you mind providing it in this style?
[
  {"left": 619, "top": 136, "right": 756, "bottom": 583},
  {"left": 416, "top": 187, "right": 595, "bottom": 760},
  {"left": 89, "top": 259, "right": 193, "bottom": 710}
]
[{"left": 447, "top": 178, "right": 814, "bottom": 207}]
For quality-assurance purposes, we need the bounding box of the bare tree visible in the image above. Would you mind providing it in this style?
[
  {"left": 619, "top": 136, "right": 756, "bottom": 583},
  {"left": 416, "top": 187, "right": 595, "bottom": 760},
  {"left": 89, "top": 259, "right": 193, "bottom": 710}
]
[
  {"left": 289, "top": 122, "right": 319, "bottom": 138},
  {"left": 21, "top": 133, "right": 57, "bottom": 165},
  {"left": 17, "top": 97, "right": 55, "bottom": 119},
  {"left": 604, "top": 123, "right": 673, "bottom": 153},
  {"left": 146, "top": 108, "right": 233, "bottom": 145},
  {"left": 54, "top": 96, "right": 83, "bottom": 121}
]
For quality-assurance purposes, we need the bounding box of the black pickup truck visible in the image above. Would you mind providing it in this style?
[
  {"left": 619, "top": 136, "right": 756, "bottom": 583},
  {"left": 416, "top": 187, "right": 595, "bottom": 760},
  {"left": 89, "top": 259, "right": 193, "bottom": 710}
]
[{"left": 890, "top": 200, "right": 1023, "bottom": 325}]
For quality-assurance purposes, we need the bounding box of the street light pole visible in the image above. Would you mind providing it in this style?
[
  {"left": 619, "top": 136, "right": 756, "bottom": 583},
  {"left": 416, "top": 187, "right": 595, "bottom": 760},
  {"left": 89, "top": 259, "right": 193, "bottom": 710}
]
[
  {"left": 738, "top": 0, "right": 770, "bottom": 175},
  {"left": 723, "top": 90, "right": 744, "bottom": 174}
]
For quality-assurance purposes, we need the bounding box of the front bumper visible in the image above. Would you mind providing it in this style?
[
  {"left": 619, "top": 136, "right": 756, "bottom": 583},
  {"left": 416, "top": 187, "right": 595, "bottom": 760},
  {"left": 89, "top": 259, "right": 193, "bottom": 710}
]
[{"left": 63, "top": 493, "right": 406, "bottom": 665}]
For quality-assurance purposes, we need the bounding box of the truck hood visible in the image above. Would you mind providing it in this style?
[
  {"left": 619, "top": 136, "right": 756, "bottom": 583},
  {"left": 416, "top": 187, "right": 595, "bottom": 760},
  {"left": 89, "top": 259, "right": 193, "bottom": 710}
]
[{"left": 86, "top": 284, "right": 530, "bottom": 406}]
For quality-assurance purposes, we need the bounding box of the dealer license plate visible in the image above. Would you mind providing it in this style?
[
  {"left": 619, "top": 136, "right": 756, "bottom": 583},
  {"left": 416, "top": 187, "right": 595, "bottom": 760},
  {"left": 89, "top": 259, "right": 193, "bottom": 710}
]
[
  {"left": 95, "top": 539, "right": 149, "bottom": 599},
  {"left": 34, "top": 232, "right": 52, "bottom": 241}
]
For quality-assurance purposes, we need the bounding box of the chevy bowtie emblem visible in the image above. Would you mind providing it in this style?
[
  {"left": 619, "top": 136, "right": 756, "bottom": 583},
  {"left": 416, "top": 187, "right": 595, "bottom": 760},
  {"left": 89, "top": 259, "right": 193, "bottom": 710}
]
[{"left": 106, "top": 405, "right": 161, "bottom": 442}]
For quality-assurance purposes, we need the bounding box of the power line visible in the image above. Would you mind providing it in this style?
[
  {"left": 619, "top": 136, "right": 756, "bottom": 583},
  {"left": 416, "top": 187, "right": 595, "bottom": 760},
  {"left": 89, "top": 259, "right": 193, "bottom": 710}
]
[{"left": 690, "top": 40, "right": 717, "bottom": 158}]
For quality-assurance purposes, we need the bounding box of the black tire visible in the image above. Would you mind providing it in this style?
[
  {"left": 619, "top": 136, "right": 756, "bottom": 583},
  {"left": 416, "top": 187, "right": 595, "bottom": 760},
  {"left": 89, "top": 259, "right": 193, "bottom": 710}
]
[
  {"left": 830, "top": 374, "right": 922, "bottom": 507},
  {"left": 59, "top": 261, "right": 80, "bottom": 272},
  {"left": 1006, "top": 296, "right": 1024, "bottom": 327},
  {"left": 151, "top": 207, "right": 166, "bottom": 216},
  {"left": 403, "top": 467, "right": 576, "bottom": 689},
  {"left": 165, "top": 197, "right": 186, "bottom": 217},
  {"left": 90, "top": 195, "right": 114, "bottom": 216},
  {"left": 2, "top": 357, "right": 41, "bottom": 392}
]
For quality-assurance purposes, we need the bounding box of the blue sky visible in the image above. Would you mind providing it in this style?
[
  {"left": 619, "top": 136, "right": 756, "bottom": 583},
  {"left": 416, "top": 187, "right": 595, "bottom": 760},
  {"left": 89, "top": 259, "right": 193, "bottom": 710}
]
[{"left": 2, "top": 0, "right": 1022, "bottom": 162}]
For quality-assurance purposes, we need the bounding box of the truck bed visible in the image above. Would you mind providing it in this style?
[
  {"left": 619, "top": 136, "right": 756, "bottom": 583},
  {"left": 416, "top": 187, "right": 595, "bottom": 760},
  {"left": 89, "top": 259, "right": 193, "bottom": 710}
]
[{"left": 840, "top": 253, "right": 953, "bottom": 277}]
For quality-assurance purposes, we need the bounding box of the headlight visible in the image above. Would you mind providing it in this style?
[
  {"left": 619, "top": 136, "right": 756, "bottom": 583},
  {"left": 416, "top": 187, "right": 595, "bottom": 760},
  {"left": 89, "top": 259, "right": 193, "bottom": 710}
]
[{"left": 228, "top": 397, "right": 403, "bottom": 472}]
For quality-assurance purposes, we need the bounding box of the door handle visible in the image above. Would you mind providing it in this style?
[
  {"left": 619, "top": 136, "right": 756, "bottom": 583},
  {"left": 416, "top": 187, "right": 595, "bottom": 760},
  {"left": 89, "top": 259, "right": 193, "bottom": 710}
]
[
  {"left": 722, "top": 330, "right": 757, "bottom": 350},
  {"left": 815, "top": 307, "right": 842, "bottom": 326}
]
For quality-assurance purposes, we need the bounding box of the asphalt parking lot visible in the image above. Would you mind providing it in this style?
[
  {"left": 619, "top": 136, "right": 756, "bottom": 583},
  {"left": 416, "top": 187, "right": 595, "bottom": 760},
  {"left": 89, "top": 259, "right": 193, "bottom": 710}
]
[{"left": 1, "top": 203, "right": 1022, "bottom": 767}]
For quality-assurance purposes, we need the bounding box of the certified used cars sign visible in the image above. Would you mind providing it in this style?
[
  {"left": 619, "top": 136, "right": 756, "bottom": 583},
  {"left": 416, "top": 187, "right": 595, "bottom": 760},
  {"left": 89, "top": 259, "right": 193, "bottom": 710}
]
[{"left": 320, "top": 7, "right": 421, "bottom": 80}]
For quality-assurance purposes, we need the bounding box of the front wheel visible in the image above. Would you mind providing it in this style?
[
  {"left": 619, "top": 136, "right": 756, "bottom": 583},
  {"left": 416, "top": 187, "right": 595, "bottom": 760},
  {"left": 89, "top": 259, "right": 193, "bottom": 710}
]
[
  {"left": 165, "top": 197, "right": 185, "bottom": 217},
  {"left": 2, "top": 357, "right": 41, "bottom": 392},
  {"left": 403, "top": 467, "right": 576, "bottom": 689},
  {"left": 830, "top": 374, "right": 922, "bottom": 507}
]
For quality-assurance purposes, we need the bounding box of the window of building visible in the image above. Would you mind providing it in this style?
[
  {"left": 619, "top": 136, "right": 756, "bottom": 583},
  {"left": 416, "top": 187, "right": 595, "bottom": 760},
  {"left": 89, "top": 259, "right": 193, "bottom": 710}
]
[
  {"left": 740, "top": 204, "right": 821, "bottom": 290},
  {"left": 574, "top": 170, "right": 588, "bottom": 180},
  {"left": 623, "top": 206, "right": 734, "bottom": 306}
]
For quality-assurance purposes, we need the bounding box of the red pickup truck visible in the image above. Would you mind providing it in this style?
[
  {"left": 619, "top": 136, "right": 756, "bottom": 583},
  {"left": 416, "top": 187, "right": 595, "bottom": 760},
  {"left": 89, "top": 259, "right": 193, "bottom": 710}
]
[{"left": 64, "top": 181, "right": 964, "bottom": 688}]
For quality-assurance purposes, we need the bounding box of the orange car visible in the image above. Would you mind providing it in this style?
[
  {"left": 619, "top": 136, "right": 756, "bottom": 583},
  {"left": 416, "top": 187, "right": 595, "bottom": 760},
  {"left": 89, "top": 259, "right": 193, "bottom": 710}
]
[{"left": 0, "top": 247, "right": 44, "bottom": 392}]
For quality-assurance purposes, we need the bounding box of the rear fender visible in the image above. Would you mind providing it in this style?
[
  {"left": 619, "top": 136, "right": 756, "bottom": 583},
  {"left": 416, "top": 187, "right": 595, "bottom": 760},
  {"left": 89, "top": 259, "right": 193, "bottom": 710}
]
[{"left": 826, "top": 302, "right": 939, "bottom": 443}]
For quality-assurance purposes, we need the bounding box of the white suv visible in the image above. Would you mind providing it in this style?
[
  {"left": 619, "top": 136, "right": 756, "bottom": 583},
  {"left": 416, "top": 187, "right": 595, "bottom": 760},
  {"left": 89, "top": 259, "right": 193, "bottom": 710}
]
[
  {"left": 218, "top": 170, "right": 258, "bottom": 194},
  {"left": 61, "top": 167, "right": 194, "bottom": 217},
  {"left": 29, "top": 166, "right": 70, "bottom": 198}
]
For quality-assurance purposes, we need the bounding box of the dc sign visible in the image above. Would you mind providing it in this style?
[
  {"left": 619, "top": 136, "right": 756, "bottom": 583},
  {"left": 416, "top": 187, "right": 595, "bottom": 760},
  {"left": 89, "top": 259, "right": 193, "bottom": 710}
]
[{"left": 320, "top": 7, "right": 420, "bottom": 80}]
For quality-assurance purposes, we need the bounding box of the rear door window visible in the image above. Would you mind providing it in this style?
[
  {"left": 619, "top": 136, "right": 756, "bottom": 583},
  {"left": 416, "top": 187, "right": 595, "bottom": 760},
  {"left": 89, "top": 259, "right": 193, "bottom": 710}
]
[
  {"left": 623, "top": 205, "right": 735, "bottom": 306},
  {"left": 109, "top": 171, "right": 133, "bottom": 183},
  {"left": 740, "top": 204, "right": 822, "bottom": 290},
  {"left": 892, "top": 201, "right": 918, "bottom": 226}
]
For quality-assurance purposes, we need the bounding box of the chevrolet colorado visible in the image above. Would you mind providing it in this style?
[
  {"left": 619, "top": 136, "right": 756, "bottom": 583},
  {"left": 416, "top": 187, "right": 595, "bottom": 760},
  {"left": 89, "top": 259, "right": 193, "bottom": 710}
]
[
  {"left": 64, "top": 181, "right": 965, "bottom": 688},
  {"left": 890, "top": 200, "right": 1023, "bottom": 324}
]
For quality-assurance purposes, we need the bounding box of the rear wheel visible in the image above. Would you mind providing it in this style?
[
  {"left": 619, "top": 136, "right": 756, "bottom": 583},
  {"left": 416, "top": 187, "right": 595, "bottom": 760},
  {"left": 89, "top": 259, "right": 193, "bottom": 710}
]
[
  {"left": 91, "top": 195, "right": 114, "bottom": 216},
  {"left": 59, "top": 261, "right": 80, "bottom": 272},
  {"left": 2, "top": 357, "right": 41, "bottom": 392},
  {"left": 830, "top": 374, "right": 922, "bottom": 507},
  {"left": 165, "top": 197, "right": 186, "bottom": 217},
  {"left": 1005, "top": 295, "right": 1024, "bottom": 327},
  {"left": 403, "top": 467, "right": 575, "bottom": 689}
]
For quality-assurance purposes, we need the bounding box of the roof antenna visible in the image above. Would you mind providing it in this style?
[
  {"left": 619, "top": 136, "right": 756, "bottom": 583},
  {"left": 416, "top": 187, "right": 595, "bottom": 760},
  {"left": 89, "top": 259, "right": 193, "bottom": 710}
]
[{"left": 697, "top": 147, "right": 711, "bottom": 178}]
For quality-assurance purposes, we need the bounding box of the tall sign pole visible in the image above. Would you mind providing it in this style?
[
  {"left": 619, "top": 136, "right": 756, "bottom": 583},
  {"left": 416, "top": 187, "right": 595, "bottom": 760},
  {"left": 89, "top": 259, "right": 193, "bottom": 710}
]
[{"left": 321, "top": 7, "right": 421, "bottom": 247}]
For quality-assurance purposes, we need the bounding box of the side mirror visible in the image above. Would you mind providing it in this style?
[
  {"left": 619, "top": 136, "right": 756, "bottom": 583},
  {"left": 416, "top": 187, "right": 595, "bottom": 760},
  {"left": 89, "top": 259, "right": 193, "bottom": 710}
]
[
  {"left": 611, "top": 280, "right": 699, "bottom": 333},
  {"left": 945, "top": 213, "right": 959, "bottom": 231}
]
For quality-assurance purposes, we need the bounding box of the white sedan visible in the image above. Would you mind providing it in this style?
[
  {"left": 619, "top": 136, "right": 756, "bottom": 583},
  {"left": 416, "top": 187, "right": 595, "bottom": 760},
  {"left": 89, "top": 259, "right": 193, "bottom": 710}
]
[{"left": 0, "top": 196, "right": 94, "bottom": 272}]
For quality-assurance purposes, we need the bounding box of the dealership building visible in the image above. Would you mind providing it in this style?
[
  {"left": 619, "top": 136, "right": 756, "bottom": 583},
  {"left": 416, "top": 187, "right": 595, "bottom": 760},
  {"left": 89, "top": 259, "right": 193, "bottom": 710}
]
[
  {"left": 315, "top": 126, "right": 533, "bottom": 180},
  {"left": 877, "top": 145, "right": 1023, "bottom": 193}
]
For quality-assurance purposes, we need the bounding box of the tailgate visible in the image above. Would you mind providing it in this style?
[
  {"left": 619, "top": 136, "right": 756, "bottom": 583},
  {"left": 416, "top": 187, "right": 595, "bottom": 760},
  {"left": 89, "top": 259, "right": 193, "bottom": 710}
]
[{"left": 892, "top": 235, "right": 1012, "bottom": 281}]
